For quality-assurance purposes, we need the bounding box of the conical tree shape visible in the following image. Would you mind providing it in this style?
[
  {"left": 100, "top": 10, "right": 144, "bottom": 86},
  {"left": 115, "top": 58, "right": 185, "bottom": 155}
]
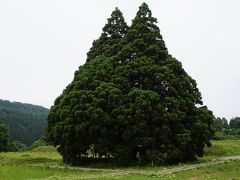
[
  {"left": 86, "top": 8, "right": 128, "bottom": 62},
  {"left": 47, "top": 3, "right": 214, "bottom": 165},
  {"left": 116, "top": 3, "right": 168, "bottom": 64},
  {"left": 47, "top": 8, "right": 128, "bottom": 162}
]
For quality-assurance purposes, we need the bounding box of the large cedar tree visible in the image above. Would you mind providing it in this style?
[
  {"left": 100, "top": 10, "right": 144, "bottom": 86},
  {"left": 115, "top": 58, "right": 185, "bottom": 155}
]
[{"left": 47, "top": 3, "right": 214, "bottom": 164}]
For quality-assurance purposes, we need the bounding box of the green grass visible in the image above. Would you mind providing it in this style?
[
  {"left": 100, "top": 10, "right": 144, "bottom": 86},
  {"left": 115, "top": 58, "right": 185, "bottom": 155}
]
[
  {"left": 205, "top": 140, "right": 240, "bottom": 156},
  {"left": 1, "top": 162, "right": 240, "bottom": 180},
  {"left": 0, "top": 140, "right": 240, "bottom": 179},
  {"left": 0, "top": 146, "right": 62, "bottom": 166},
  {"left": 0, "top": 165, "right": 127, "bottom": 180},
  {"left": 160, "top": 160, "right": 240, "bottom": 180},
  {"left": 199, "top": 139, "right": 240, "bottom": 162}
]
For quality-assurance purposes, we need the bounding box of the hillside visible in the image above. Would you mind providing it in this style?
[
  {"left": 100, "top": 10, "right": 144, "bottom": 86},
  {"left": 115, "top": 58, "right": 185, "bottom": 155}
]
[{"left": 0, "top": 99, "right": 49, "bottom": 146}]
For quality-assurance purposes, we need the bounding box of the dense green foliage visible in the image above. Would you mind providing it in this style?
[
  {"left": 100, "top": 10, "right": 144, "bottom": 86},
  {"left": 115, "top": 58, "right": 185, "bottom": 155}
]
[
  {"left": 0, "top": 122, "right": 10, "bottom": 152},
  {"left": 0, "top": 121, "right": 28, "bottom": 152},
  {"left": 213, "top": 117, "right": 229, "bottom": 132},
  {"left": 0, "top": 99, "right": 49, "bottom": 146},
  {"left": 8, "top": 141, "right": 28, "bottom": 152},
  {"left": 86, "top": 7, "right": 128, "bottom": 62},
  {"left": 47, "top": 3, "right": 214, "bottom": 164}
]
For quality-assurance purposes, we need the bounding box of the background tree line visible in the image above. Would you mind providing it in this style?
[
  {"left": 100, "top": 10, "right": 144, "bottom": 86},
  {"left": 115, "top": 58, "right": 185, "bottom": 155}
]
[
  {"left": 213, "top": 117, "right": 240, "bottom": 140},
  {"left": 0, "top": 99, "right": 48, "bottom": 151}
]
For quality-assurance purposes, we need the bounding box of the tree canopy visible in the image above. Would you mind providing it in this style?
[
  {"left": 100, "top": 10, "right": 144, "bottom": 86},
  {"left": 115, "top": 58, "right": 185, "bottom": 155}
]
[
  {"left": 213, "top": 117, "right": 229, "bottom": 132},
  {"left": 47, "top": 3, "right": 214, "bottom": 165},
  {"left": 229, "top": 117, "right": 240, "bottom": 129},
  {"left": 86, "top": 7, "right": 128, "bottom": 62}
]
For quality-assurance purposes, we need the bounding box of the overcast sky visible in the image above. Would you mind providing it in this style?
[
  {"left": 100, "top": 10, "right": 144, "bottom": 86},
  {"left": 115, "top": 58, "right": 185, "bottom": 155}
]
[{"left": 0, "top": 0, "right": 239, "bottom": 119}]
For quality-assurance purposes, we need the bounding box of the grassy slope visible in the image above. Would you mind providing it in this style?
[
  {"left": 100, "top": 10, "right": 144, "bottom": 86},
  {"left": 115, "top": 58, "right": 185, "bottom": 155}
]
[{"left": 0, "top": 140, "right": 240, "bottom": 179}]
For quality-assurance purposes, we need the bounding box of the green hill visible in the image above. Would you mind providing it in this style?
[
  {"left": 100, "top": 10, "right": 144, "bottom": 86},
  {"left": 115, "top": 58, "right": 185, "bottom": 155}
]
[{"left": 0, "top": 99, "right": 49, "bottom": 146}]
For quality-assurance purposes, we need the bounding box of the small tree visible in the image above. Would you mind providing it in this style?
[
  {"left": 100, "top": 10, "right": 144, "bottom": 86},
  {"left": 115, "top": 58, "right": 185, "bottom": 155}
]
[{"left": 0, "top": 122, "right": 10, "bottom": 152}]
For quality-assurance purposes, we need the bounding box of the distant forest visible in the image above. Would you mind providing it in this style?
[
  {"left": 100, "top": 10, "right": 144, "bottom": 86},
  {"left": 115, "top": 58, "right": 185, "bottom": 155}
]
[{"left": 0, "top": 99, "right": 48, "bottom": 146}]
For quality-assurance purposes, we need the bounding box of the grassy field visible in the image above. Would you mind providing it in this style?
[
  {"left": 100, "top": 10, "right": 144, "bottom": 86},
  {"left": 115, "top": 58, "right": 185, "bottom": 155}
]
[
  {"left": 0, "top": 140, "right": 240, "bottom": 179},
  {"left": 161, "top": 160, "right": 240, "bottom": 180}
]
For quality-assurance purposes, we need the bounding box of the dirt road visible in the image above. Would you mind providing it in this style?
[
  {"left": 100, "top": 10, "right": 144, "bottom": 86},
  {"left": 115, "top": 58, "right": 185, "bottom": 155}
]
[{"left": 33, "top": 155, "right": 240, "bottom": 177}]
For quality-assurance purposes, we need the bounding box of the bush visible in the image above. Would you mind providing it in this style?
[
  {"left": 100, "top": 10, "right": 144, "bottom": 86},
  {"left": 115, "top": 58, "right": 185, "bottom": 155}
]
[
  {"left": 31, "top": 139, "right": 47, "bottom": 149},
  {"left": 9, "top": 141, "right": 28, "bottom": 152}
]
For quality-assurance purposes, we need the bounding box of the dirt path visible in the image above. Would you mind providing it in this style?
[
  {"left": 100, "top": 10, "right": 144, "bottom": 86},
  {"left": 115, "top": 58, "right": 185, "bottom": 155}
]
[
  {"left": 218, "top": 155, "right": 240, "bottom": 161},
  {"left": 32, "top": 155, "right": 240, "bottom": 177}
]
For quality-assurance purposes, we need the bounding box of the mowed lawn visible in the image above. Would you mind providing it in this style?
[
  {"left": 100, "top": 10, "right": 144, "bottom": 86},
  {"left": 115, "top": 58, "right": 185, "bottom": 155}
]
[{"left": 0, "top": 140, "right": 240, "bottom": 180}]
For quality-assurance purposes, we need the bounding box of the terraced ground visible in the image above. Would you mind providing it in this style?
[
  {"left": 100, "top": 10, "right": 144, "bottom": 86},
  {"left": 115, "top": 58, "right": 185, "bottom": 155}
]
[{"left": 1, "top": 140, "right": 240, "bottom": 179}]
